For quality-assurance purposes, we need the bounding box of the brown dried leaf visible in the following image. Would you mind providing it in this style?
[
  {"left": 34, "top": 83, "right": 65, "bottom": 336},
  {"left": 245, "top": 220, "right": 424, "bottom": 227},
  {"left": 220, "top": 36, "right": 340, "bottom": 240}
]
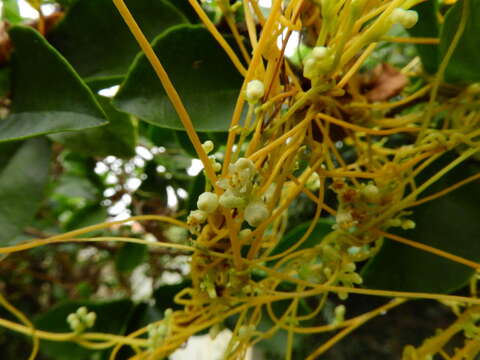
[{"left": 363, "top": 63, "right": 408, "bottom": 102}]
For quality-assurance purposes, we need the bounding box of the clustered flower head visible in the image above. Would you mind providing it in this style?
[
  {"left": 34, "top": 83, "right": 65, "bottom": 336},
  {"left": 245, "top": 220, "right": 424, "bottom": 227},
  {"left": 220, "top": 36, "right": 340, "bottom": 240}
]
[
  {"left": 202, "top": 140, "right": 222, "bottom": 172},
  {"left": 66, "top": 306, "right": 96, "bottom": 334},
  {"left": 187, "top": 157, "right": 270, "bottom": 235},
  {"left": 218, "top": 157, "right": 270, "bottom": 227},
  {"left": 303, "top": 46, "right": 335, "bottom": 80}
]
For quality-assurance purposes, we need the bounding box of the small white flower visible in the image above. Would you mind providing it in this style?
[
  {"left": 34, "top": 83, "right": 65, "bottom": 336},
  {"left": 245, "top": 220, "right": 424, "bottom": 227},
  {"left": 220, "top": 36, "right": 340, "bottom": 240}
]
[
  {"left": 361, "top": 183, "right": 380, "bottom": 203},
  {"left": 197, "top": 192, "right": 219, "bottom": 214},
  {"left": 202, "top": 140, "right": 214, "bottom": 154},
  {"left": 219, "top": 189, "right": 245, "bottom": 209},
  {"left": 311, "top": 46, "right": 329, "bottom": 60},
  {"left": 245, "top": 79, "right": 265, "bottom": 104},
  {"left": 239, "top": 228, "right": 253, "bottom": 243},
  {"left": 244, "top": 201, "right": 269, "bottom": 227},
  {"left": 391, "top": 8, "right": 418, "bottom": 29},
  {"left": 189, "top": 210, "right": 207, "bottom": 222}
]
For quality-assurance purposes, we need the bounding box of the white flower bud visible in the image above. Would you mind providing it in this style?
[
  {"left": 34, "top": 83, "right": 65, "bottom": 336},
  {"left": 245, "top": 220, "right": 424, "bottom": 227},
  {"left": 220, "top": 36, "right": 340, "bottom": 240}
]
[
  {"left": 245, "top": 79, "right": 265, "bottom": 103},
  {"left": 197, "top": 192, "right": 219, "bottom": 213},
  {"left": 234, "top": 157, "right": 256, "bottom": 172},
  {"left": 244, "top": 201, "right": 269, "bottom": 227},
  {"left": 303, "top": 57, "right": 317, "bottom": 79},
  {"left": 213, "top": 162, "right": 222, "bottom": 172},
  {"left": 202, "top": 140, "right": 214, "bottom": 154},
  {"left": 401, "top": 219, "right": 416, "bottom": 230},
  {"left": 189, "top": 210, "right": 207, "bottom": 223},
  {"left": 392, "top": 8, "right": 418, "bottom": 29},
  {"left": 311, "top": 46, "right": 329, "bottom": 60},
  {"left": 362, "top": 183, "right": 380, "bottom": 203},
  {"left": 77, "top": 306, "right": 88, "bottom": 317},
  {"left": 333, "top": 305, "right": 346, "bottom": 325},
  {"left": 85, "top": 312, "right": 96, "bottom": 328},
  {"left": 69, "top": 317, "right": 81, "bottom": 331},
  {"left": 219, "top": 190, "right": 245, "bottom": 209},
  {"left": 239, "top": 228, "right": 252, "bottom": 242},
  {"left": 67, "top": 313, "right": 76, "bottom": 323}
]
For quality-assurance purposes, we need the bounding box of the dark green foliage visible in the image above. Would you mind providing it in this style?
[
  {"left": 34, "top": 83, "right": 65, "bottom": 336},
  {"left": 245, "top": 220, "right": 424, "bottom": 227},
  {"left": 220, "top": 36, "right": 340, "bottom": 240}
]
[{"left": 113, "top": 25, "right": 243, "bottom": 131}]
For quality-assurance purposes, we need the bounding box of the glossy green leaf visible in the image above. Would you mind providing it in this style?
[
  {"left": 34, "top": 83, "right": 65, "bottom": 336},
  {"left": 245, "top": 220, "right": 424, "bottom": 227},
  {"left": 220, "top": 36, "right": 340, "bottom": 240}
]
[
  {"left": 48, "top": 0, "right": 188, "bottom": 81},
  {"left": 115, "top": 243, "right": 148, "bottom": 273},
  {"left": 136, "top": 160, "right": 168, "bottom": 205},
  {"left": 164, "top": 0, "right": 199, "bottom": 23},
  {"left": 175, "top": 130, "right": 218, "bottom": 158},
  {"left": 440, "top": 0, "right": 480, "bottom": 83},
  {"left": 64, "top": 205, "right": 108, "bottom": 233},
  {"left": 362, "top": 154, "right": 480, "bottom": 293},
  {"left": 408, "top": 1, "right": 439, "bottom": 74},
  {"left": 34, "top": 299, "right": 134, "bottom": 360},
  {"left": 145, "top": 124, "right": 176, "bottom": 147},
  {"left": 2, "top": 0, "right": 22, "bottom": 24},
  {"left": 153, "top": 280, "right": 192, "bottom": 311},
  {"left": 113, "top": 24, "right": 243, "bottom": 132},
  {"left": 0, "top": 26, "right": 107, "bottom": 143},
  {"left": 187, "top": 173, "right": 206, "bottom": 212},
  {"left": 267, "top": 219, "right": 334, "bottom": 266},
  {"left": 0, "top": 139, "right": 50, "bottom": 245},
  {"left": 0, "top": 68, "right": 11, "bottom": 97},
  {"left": 50, "top": 96, "right": 137, "bottom": 158}
]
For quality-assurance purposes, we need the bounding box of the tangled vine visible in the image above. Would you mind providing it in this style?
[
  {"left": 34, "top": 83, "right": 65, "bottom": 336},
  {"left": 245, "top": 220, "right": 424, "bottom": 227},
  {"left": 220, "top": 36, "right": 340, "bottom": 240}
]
[{"left": 1, "top": 0, "right": 480, "bottom": 359}]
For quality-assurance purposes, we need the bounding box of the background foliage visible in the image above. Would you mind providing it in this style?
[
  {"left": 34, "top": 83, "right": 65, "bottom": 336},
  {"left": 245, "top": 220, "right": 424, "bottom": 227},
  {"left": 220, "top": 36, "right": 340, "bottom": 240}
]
[{"left": 0, "top": 0, "right": 479, "bottom": 359}]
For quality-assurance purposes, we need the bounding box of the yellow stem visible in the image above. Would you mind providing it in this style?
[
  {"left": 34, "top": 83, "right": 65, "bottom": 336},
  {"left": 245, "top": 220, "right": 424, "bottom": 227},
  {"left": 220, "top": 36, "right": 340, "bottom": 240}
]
[{"left": 111, "top": 0, "right": 218, "bottom": 186}]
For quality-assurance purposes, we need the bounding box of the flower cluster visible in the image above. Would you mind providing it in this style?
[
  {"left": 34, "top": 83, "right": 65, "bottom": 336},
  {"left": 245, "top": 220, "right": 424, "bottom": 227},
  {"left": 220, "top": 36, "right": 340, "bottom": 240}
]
[
  {"left": 202, "top": 140, "right": 222, "bottom": 172},
  {"left": 218, "top": 157, "right": 269, "bottom": 227},
  {"left": 66, "top": 306, "right": 96, "bottom": 334},
  {"left": 303, "top": 46, "right": 335, "bottom": 80}
]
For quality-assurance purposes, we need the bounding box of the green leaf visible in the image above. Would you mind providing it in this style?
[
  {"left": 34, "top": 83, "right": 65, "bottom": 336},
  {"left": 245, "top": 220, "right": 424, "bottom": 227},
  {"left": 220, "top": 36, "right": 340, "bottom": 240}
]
[
  {"left": 115, "top": 243, "right": 148, "bottom": 273},
  {"left": 113, "top": 24, "right": 243, "bottom": 132},
  {"left": 164, "top": 0, "right": 199, "bottom": 23},
  {"left": 440, "top": 0, "right": 480, "bottom": 83},
  {"left": 175, "top": 130, "right": 217, "bottom": 158},
  {"left": 0, "top": 68, "right": 11, "bottom": 98},
  {"left": 0, "top": 26, "right": 107, "bottom": 143},
  {"left": 145, "top": 123, "right": 177, "bottom": 148},
  {"left": 153, "top": 281, "right": 192, "bottom": 311},
  {"left": 64, "top": 205, "right": 108, "bottom": 233},
  {"left": 267, "top": 219, "right": 334, "bottom": 266},
  {"left": 50, "top": 96, "right": 137, "bottom": 158},
  {"left": 48, "top": 0, "right": 188, "bottom": 81},
  {"left": 0, "top": 138, "right": 51, "bottom": 245},
  {"left": 2, "top": 0, "right": 22, "bottom": 24},
  {"left": 136, "top": 160, "right": 168, "bottom": 205},
  {"left": 187, "top": 173, "right": 206, "bottom": 212},
  {"left": 408, "top": 1, "right": 439, "bottom": 74},
  {"left": 34, "top": 299, "right": 134, "bottom": 360},
  {"left": 362, "top": 154, "right": 480, "bottom": 293}
]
